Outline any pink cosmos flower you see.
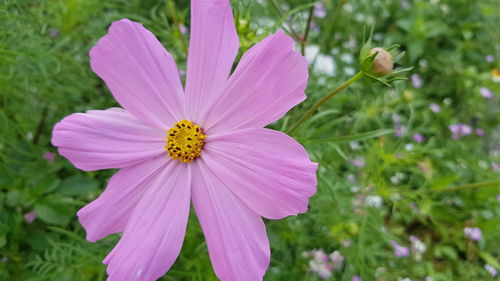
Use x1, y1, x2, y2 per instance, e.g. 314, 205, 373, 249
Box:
51, 1, 317, 281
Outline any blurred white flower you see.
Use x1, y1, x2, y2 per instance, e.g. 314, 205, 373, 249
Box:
365, 195, 383, 208
349, 141, 360, 150
341, 53, 354, 64
405, 143, 414, 151
485, 264, 498, 277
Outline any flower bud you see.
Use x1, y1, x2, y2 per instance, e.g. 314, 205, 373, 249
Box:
368, 47, 393, 77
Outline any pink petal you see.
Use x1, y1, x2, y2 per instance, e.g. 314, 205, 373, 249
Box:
192, 160, 270, 281
203, 31, 308, 133
77, 156, 169, 242
185, 0, 239, 123
104, 161, 191, 281
203, 128, 317, 219
90, 18, 185, 129
52, 108, 165, 171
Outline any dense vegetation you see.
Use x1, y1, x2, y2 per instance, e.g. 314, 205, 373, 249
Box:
1, 0, 499, 280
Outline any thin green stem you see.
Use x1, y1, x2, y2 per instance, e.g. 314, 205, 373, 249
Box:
287, 71, 364, 135
166, 0, 188, 54
301, 5, 314, 56
269, 0, 302, 42
427, 180, 500, 194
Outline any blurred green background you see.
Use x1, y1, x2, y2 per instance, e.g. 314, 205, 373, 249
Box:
1, 0, 499, 280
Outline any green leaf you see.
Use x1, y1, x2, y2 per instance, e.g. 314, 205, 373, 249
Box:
34, 203, 71, 226
6, 189, 20, 207
31, 177, 61, 197
0, 223, 9, 235
479, 252, 500, 270
58, 175, 99, 197
304, 129, 394, 143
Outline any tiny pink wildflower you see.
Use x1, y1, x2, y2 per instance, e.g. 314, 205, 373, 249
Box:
24, 211, 37, 224
429, 103, 441, 113
464, 227, 482, 241
412, 133, 425, 143
351, 157, 365, 167
179, 24, 188, 35
314, 3, 327, 18
479, 87, 494, 99
492, 163, 500, 172
51, 1, 318, 280
43, 151, 55, 162
390, 240, 409, 257
410, 73, 423, 88
485, 264, 498, 277
305, 249, 344, 279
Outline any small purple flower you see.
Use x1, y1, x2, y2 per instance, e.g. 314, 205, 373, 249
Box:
178, 69, 186, 77
305, 249, 344, 279
49, 29, 59, 38
410, 74, 423, 88
347, 174, 356, 184
352, 276, 362, 281
179, 24, 188, 35
329, 250, 344, 264
475, 128, 484, 136
479, 87, 494, 99
310, 21, 320, 32
492, 162, 500, 172
449, 123, 472, 139
485, 55, 495, 63
412, 133, 424, 143
390, 240, 409, 257
392, 114, 402, 123
351, 157, 365, 167
24, 211, 37, 224
395, 124, 407, 137
309, 259, 332, 279
313, 249, 329, 263
314, 3, 327, 18
464, 227, 482, 241
461, 124, 472, 135
484, 264, 498, 277
43, 152, 55, 162
429, 103, 441, 113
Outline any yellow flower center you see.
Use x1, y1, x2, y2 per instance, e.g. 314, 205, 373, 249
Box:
165, 120, 206, 163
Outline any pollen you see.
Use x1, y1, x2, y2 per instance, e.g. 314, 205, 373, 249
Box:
165, 120, 206, 163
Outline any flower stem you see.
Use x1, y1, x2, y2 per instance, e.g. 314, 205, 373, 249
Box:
287, 71, 364, 135
301, 5, 314, 56
427, 180, 500, 194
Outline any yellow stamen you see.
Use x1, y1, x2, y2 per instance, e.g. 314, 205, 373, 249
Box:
165, 120, 205, 163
